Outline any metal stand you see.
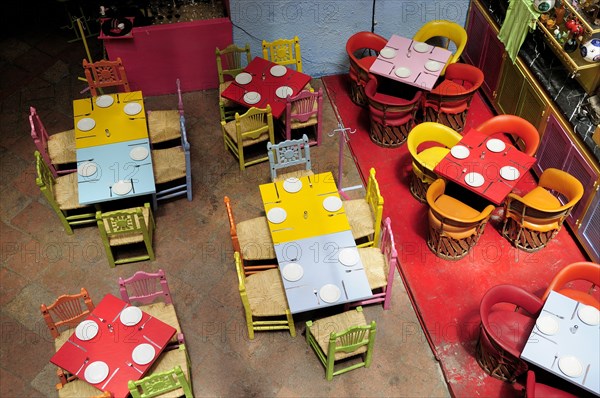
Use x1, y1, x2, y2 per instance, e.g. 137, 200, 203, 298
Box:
328, 123, 360, 199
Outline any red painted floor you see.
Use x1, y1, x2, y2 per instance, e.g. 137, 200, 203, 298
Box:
322, 74, 589, 397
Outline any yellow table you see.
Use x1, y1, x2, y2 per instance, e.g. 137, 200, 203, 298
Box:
73, 91, 148, 148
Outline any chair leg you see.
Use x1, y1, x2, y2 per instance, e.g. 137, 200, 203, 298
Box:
286, 310, 296, 337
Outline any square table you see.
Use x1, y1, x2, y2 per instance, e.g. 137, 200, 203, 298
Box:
434, 128, 537, 205
259, 172, 372, 313
369, 34, 452, 91
220, 57, 312, 119
521, 291, 599, 395
50, 294, 176, 398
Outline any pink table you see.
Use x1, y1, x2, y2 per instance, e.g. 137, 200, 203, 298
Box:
369, 35, 452, 91
50, 294, 176, 398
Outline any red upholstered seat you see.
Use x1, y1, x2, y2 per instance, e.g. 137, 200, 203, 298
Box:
346, 32, 388, 107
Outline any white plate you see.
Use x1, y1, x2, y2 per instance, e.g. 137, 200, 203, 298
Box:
75, 320, 99, 341
486, 138, 506, 152
77, 118, 96, 132
323, 196, 343, 212
320, 284, 341, 303
558, 355, 583, 378
500, 166, 520, 181
243, 91, 261, 105
464, 172, 485, 187
267, 207, 287, 224
276, 86, 293, 99
235, 72, 252, 85
112, 180, 132, 196
84, 361, 109, 384
535, 315, 559, 335
132, 343, 156, 365
380, 47, 396, 59
283, 177, 302, 193
413, 42, 431, 53
424, 61, 442, 72
78, 161, 97, 177
124, 102, 142, 116
339, 248, 359, 266
578, 305, 600, 325
270, 65, 287, 77
130, 146, 149, 161
282, 262, 304, 282
120, 306, 142, 326
395, 67, 411, 78
450, 145, 470, 159
95, 95, 114, 108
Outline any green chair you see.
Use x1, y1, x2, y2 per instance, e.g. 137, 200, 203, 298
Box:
96, 203, 155, 268
128, 365, 193, 398
306, 306, 377, 380
34, 150, 96, 234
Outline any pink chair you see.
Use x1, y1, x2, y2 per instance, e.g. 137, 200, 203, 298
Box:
345, 217, 397, 310
346, 32, 388, 107
119, 269, 185, 346
29, 106, 76, 178
525, 370, 578, 398
282, 88, 323, 146
475, 115, 541, 156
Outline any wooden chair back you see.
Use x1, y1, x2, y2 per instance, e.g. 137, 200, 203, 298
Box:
216, 43, 251, 84
41, 288, 94, 339
119, 269, 173, 305
83, 57, 131, 96
262, 36, 303, 72
267, 134, 312, 181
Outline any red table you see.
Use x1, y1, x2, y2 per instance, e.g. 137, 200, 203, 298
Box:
434, 129, 536, 205
50, 294, 176, 398
220, 57, 312, 118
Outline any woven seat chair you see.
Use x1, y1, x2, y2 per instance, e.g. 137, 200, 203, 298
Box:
262, 35, 303, 72
216, 43, 251, 122
147, 79, 184, 147
234, 252, 296, 339
541, 261, 600, 309
306, 306, 377, 380
82, 57, 131, 96
413, 20, 467, 75
346, 31, 388, 106
344, 168, 384, 248
281, 88, 323, 146
501, 168, 584, 253
267, 134, 314, 182
476, 284, 543, 382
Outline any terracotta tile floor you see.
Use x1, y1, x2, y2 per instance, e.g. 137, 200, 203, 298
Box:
0, 23, 450, 397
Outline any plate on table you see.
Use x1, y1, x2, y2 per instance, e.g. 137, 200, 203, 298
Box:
424, 61, 442, 72
267, 207, 287, 224
235, 72, 252, 85
130, 146, 149, 161
77, 118, 96, 132
112, 180, 132, 196
124, 102, 142, 116
283, 177, 302, 193
120, 306, 142, 326
84, 361, 109, 384
78, 161, 97, 177
535, 315, 559, 335
558, 355, 583, 378
243, 91, 261, 105
132, 343, 156, 365
75, 320, 99, 341
486, 138, 506, 152
464, 172, 485, 187
395, 67, 411, 78
578, 305, 600, 325
323, 196, 343, 212
320, 284, 341, 303
413, 42, 430, 53
339, 248, 359, 266
276, 86, 293, 99
380, 47, 396, 58
500, 166, 520, 181
270, 65, 287, 77
95, 95, 114, 108
282, 262, 304, 282
450, 145, 470, 159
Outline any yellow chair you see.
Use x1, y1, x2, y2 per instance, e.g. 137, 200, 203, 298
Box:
502, 168, 584, 253
413, 20, 468, 75
344, 168, 384, 248
221, 106, 275, 170
426, 179, 495, 260
147, 79, 184, 147
407, 122, 463, 203
216, 43, 252, 122
234, 252, 296, 339
262, 36, 303, 72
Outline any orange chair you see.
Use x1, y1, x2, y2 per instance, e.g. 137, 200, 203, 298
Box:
83, 57, 131, 96
542, 261, 600, 309
525, 370, 578, 398
475, 115, 540, 156
422, 63, 484, 132
346, 32, 388, 107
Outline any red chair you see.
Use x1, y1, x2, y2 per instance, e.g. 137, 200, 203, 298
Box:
364, 75, 422, 147
422, 63, 484, 132
525, 370, 578, 398
475, 115, 540, 156
476, 284, 543, 382
542, 261, 600, 309
346, 32, 388, 107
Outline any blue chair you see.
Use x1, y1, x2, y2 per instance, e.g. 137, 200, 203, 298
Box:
267, 134, 313, 182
